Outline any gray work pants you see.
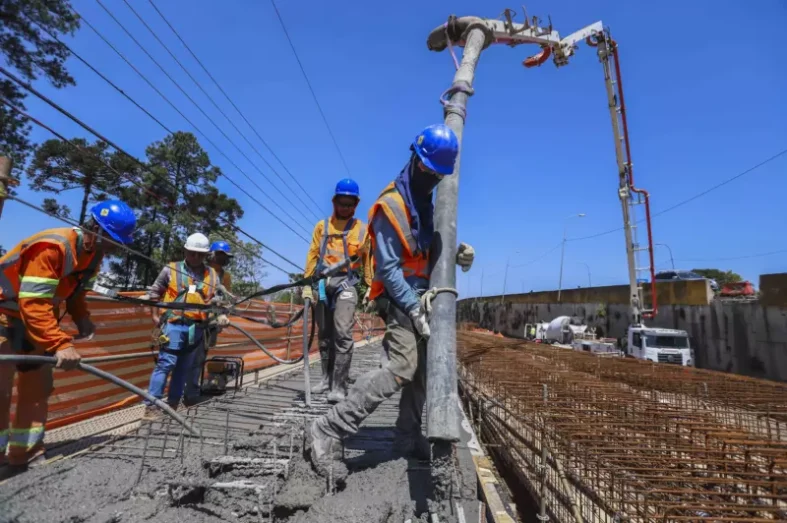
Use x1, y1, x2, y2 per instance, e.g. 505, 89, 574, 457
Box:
316, 297, 426, 440
184, 326, 217, 400
315, 283, 357, 377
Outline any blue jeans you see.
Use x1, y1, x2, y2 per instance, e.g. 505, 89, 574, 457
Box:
184, 328, 214, 401
146, 323, 203, 406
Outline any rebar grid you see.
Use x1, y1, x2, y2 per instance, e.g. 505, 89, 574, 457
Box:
458, 332, 787, 523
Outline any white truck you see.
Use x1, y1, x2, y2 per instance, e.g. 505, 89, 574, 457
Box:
624, 325, 694, 366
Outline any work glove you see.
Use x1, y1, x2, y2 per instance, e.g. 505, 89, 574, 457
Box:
75, 318, 96, 340
216, 314, 230, 328
302, 286, 314, 302
409, 306, 431, 339
456, 242, 475, 272
362, 288, 371, 307
55, 345, 82, 370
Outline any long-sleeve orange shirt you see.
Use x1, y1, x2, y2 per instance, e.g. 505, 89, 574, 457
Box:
16, 243, 99, 353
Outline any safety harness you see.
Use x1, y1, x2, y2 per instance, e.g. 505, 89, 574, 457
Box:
313, 217, 361, 308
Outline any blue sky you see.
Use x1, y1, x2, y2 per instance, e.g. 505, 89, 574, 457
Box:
4, 0, 786, 296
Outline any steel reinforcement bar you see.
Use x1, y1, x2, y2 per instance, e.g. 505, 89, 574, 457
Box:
457, 331, 787, 523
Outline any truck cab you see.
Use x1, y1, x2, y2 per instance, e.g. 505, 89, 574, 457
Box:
625, 325, 694, 366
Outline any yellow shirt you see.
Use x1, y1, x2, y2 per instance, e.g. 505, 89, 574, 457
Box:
304, 216, 372, 286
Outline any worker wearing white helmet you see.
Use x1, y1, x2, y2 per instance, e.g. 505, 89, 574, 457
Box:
144, 233, 226, 410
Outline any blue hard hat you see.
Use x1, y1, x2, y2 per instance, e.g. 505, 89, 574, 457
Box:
90, 200, 136, 245
210, 240, 234, 256
334, 178, 360, 199
412, 124, 459, 175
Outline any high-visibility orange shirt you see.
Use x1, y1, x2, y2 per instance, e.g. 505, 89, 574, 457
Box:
0, 228, 102, 353
304, 216, 372, 286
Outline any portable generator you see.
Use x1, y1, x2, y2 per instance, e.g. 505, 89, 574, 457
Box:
200, 356, 245, 394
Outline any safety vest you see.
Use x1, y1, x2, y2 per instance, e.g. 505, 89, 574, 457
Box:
162, 261, 218, 323
0, 227, 102, 317
315, 217, 366, 275
210, 264, 232, 293
367, 182, 430, 300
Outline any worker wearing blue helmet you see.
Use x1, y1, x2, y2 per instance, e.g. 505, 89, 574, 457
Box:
0, 200, 136, 478
302, 178, 373, 404
305, 124, 475, 475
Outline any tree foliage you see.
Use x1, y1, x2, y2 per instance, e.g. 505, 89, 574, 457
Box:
0, 0, 80, 176
104, 132, 244, 288
691, 268, 743, 287
27, 138, 119, 223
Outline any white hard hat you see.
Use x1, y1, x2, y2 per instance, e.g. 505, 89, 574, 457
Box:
184, 233, 210, 253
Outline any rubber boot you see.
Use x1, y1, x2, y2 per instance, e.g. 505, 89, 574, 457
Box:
304, 419, 345, 479
311, 357, 330, 394
327, 353, 351, 404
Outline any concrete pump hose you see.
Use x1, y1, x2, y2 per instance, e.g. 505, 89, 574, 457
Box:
0, 355, 199, 436
227, 323, 305, 365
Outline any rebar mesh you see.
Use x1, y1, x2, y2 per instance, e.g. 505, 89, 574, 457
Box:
458, 331, 787, 523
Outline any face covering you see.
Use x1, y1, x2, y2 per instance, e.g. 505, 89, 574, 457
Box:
393, 154, 438, 254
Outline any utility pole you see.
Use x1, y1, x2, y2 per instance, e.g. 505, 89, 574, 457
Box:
479, 268, 484, 299
501, 256, 510, 304
0, 157, 16, 220
581, 262, 592, 287
557, 213, 585, 302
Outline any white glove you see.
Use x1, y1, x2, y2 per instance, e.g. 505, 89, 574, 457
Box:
302, 286, 314, 301
216, 314, 230, 327
361, 287, 372, 309
456, 242, 475, 272
75, 318, 96, 340
408, 306, 431, 339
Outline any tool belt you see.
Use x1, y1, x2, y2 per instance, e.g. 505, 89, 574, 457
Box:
313, 271, 359, 309
0, 318, 44, 372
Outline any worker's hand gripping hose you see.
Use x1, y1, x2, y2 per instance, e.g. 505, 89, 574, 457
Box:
0, 355, 200, 436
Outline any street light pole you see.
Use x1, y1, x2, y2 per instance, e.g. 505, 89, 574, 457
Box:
501, 256, 510, 304
582, 262, 592, 287
557, 213, 586, 302
655, 243, 675, 270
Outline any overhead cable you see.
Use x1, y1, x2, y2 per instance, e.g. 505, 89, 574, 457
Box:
117, 0, 322, 222
80, 3, 313, 236
0, 85, 304, 272
269, 0, 354, 178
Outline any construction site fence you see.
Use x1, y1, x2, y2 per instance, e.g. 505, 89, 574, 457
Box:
8, 292, 383, 430
457, 331, 787, 523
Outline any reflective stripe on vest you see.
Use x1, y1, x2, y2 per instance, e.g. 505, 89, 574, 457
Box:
316, 217, 365, 273
0, 229, 88, 311
367, 182, 430, 300
164, 261, 217, 322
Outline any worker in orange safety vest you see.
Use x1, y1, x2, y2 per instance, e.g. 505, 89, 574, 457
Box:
302, 179, 373, 404
144, 233, 224, 410
0, 200, 137, 478
305, 125, 475, 473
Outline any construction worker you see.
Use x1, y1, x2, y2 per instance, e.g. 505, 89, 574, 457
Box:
302, 179, 373, 404
181, 240, 235, 405
305, 124, 474, 471
0, 200, 136, 477
144, 233, 228, 409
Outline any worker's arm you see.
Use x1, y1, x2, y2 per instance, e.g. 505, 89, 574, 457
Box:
371, 211, 420, 314
17, 244, 75, 353
303, 222, 323, 278
65, 258, 102, 323
147, 265, 171, 324
223, 272, 232, 293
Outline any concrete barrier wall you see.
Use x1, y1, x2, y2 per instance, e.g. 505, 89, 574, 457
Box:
759, 273, 787, 307
459, 297, 787, 383
482, 278, 713, 306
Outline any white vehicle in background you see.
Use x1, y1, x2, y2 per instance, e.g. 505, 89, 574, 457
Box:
625, 326, 694, 366
524, 322, 550, 342
571, 331, 622, 357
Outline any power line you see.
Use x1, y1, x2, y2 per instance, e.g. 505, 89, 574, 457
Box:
509, 242, 563, 269
675, 249, 787, 263
88, 1, 313, 236
269, 0, 353, 178
146, 0, 326, 217
0, 79, 304, 273
566, 146, 787, 243
118, 0, 323, 222
3, 99, 282, 275
50, 9, 310, 243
